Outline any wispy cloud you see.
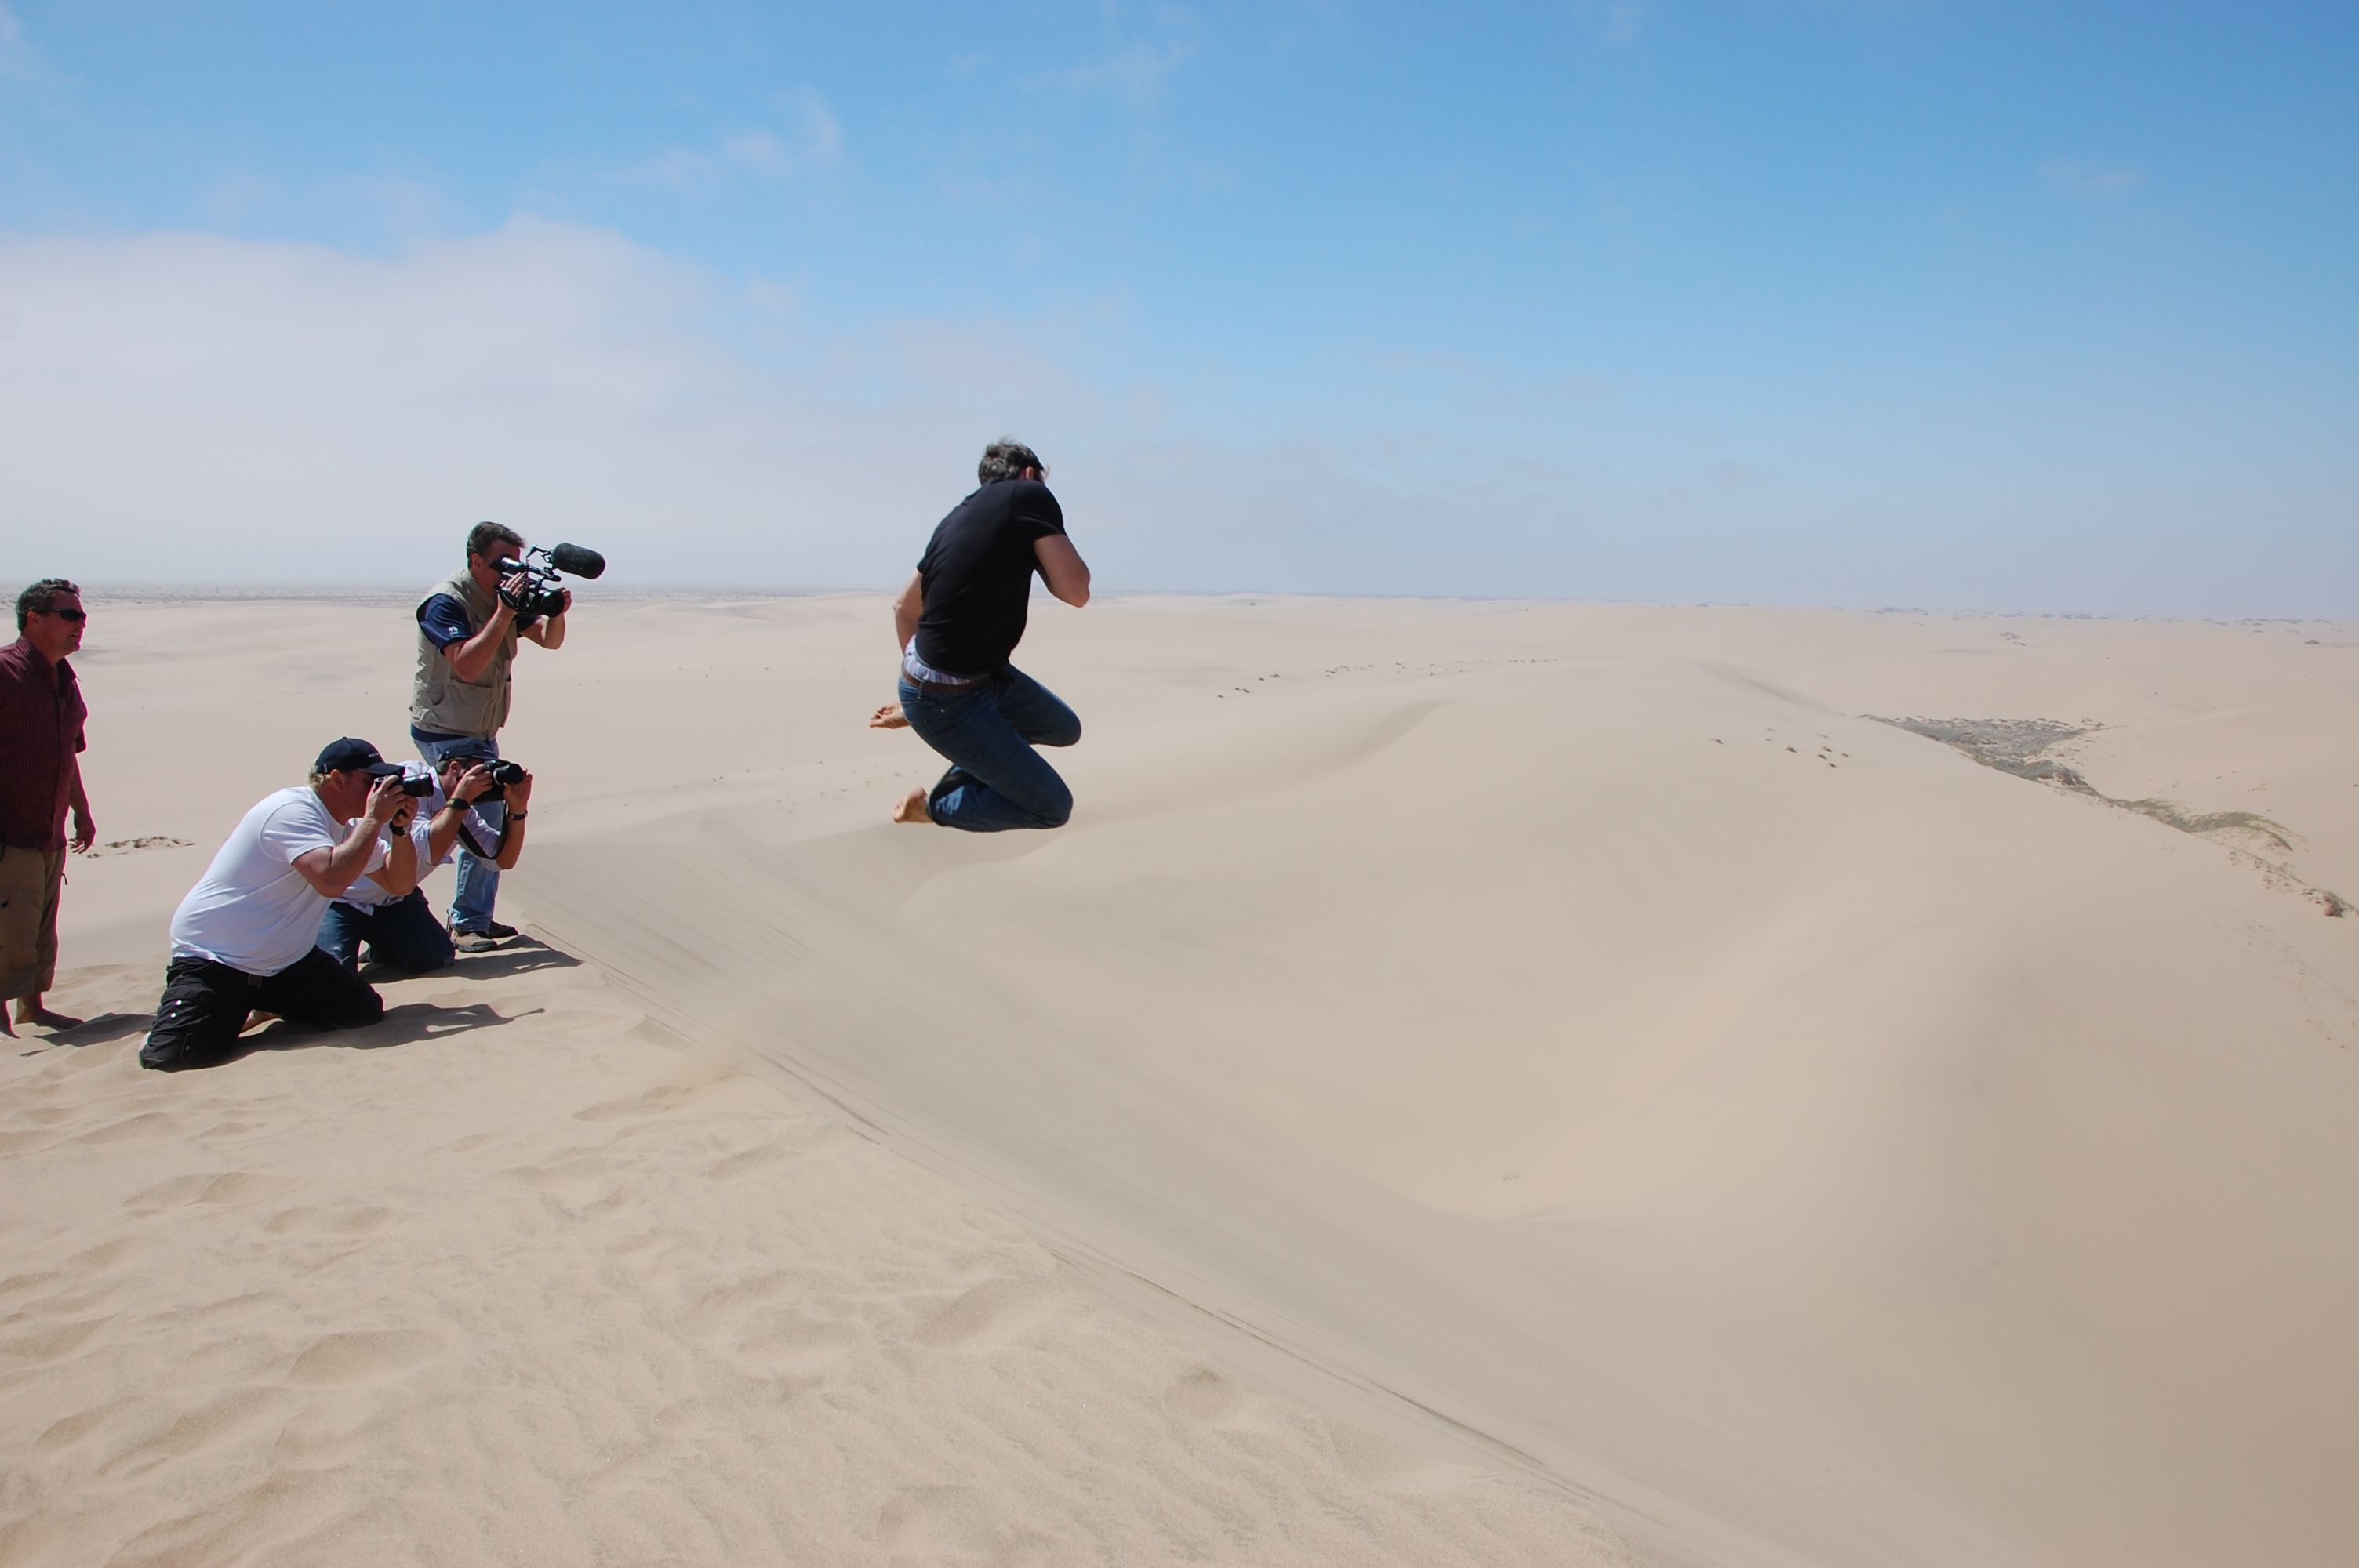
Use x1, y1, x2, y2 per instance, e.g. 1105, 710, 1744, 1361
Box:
1063, 2, 1204, 110
622, 91, 846, 196
2042, 158, 2147, 198
1067, 40, 1196, 109
0, 1, 64, 93
197, 165, 460, 244
1372, 346, 1623, 413
1573, 1, 1653, 48
1711, 459, 1770, 493
0, 3, 39, 82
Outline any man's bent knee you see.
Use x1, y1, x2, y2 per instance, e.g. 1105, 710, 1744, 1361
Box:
318, 989, 385, 1030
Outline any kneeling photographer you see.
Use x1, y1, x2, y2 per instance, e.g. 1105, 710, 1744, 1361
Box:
140, 739, 417, 1073
318, 746, 535, 971
411, 521, 594, 946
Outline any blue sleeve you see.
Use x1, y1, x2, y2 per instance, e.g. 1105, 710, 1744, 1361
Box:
418, 593, 474, 651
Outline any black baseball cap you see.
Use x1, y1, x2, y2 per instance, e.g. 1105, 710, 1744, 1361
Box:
434, 739, 500, 764
314, 738, 402, 776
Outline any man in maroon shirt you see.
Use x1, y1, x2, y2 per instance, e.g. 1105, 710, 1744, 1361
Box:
0, 579, 97, 1036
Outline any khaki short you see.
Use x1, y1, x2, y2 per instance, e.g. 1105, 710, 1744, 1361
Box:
0, 843, 65, 1001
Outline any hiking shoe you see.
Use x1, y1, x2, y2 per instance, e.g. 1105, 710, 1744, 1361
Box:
482, 922, 520, 939
453, 930, 502, 953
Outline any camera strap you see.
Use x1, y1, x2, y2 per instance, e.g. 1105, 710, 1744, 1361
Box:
455, 816, 497, 860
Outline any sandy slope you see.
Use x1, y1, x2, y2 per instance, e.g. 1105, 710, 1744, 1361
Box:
7, 592, 2357, 1566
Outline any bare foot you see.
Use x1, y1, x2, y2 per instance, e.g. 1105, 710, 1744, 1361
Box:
0, 1012, 13, 1038
12, 1000, 82, 1030
890, 786, 932, 824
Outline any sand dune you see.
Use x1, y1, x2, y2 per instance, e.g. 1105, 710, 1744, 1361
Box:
6, 593, 2356, 1565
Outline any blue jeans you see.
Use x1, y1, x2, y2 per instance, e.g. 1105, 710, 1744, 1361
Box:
412, 727, 503, 932
318, 888, 454, 973
898, 666, 1081, 832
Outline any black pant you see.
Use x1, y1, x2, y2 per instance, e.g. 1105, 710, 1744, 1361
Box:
140, 949, 383, 1072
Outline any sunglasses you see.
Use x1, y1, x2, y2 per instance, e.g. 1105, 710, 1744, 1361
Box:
43, 608, 87, 623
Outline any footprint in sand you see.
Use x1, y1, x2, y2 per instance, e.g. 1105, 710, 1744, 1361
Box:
907, 1276, 1059, 1352
732, 1308, 856, 1376
703, 1143, 801, 1181
120, 1171, 286, 1214
35, 1396, 147, 1454
0, 1270, 68, 1306
287, 1328, 443, 1386
499, 1151, 614, 1207
95, 1387, 298, 1479
66, 1239, 140, 1272
1, 1316, 112, 1363
1324, 1422, 1455, 1493
572, 1082, 710, 1122
877, 1484, 1046, 1560
263, 1203, 398, 1237
1161, 1368, 1253, 1427
677, 1271, 821, 1339
73, 1110, 183, 1145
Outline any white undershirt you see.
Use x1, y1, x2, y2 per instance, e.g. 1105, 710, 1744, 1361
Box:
902, 637, 979, 686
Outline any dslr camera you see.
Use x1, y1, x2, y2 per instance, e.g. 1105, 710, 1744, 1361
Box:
490, 542, 607, 619
474, 760, 529, 805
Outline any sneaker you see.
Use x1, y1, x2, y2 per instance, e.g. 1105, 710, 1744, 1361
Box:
452, 930, 501, 953
482, 922, 520, 939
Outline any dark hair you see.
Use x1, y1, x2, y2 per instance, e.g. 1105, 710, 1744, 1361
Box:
978, 439, 1045, 485
466, 521, 526, 564
16, 578, 80, 633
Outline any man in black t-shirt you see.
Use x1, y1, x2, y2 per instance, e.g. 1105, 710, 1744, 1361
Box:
869, 439, 1093, 830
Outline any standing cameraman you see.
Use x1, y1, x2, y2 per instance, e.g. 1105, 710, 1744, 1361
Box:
411, 522, 567, 949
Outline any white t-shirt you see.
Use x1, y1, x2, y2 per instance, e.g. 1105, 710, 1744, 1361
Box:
337, 781, 498, 910
170, 787, 388, 975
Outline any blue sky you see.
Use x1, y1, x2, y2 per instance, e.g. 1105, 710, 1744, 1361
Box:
2, 2, 2353, 612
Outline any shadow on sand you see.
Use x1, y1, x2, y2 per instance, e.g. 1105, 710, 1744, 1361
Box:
246, 935, 580, 1059
81, 935, 585, 1069
244, 1000, 546, 1058
13, 1011, 156, 1052
429, 935, 583, 981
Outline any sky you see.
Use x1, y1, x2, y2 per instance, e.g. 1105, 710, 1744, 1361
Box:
1, 1, 2354, 612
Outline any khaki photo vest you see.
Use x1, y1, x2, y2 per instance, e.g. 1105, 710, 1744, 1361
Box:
410, 569, 516, 737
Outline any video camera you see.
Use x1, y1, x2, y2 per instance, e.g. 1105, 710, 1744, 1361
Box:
490, 543, 606, 619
